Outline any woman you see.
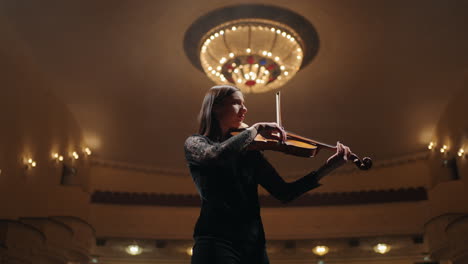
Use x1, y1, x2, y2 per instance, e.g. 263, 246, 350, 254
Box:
184, 85, 353, 264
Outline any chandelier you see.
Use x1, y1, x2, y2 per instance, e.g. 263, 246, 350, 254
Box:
199, 19, 304, 93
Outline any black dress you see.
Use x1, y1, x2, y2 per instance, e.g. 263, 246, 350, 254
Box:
184, 129, 322, 264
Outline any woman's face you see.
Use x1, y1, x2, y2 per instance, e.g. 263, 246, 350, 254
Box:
215, 91, 248, 130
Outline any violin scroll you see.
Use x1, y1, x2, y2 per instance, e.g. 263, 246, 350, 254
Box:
349, 154, 373, 170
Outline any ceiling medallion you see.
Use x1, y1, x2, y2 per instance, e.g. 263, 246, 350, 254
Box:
184, 5, 319, 94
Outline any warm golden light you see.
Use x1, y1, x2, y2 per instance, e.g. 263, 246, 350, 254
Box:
458, 148, 465, 157
312, 245, 329, 256
187, 247, 193, 256
26, 158, 37, 168
52, 153, 64, 161
84, 147, 92, 156
200, 19, 304, 93
125, 244, 142, 255
428, 142, 434, 150
72, 151, 79, 160
373, 243, 391, 254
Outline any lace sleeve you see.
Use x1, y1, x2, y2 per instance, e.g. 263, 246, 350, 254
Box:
184, 127, 258, 166
253, 151, 322, 203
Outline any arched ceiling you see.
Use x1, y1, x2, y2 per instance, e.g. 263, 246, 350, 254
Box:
2, 0, 467, 174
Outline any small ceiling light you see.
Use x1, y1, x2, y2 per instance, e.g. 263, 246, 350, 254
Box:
373, 243, 391, 254
187, 246, 193, 256
72, 151, 79, 160
126, 244, 143, 255
312, 245, 329, 256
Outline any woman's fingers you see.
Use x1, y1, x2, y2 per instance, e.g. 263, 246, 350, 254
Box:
337, 142, 352, 161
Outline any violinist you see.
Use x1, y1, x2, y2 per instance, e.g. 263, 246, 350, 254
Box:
184, 85, 354, 264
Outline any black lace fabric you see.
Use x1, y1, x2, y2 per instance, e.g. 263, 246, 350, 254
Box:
183, 128, 322, 247
184, 128, 257, 166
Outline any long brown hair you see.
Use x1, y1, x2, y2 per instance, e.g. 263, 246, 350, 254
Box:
198, 85, 240, 141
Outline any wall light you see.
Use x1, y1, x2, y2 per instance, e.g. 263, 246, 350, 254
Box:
72, 151, 79, 160
457, 148, 465, 157
84, 147, 92, 156
428, 142, 435, 150
52, 153, 64, 162
373, 243, 391, 254
25, 158, 37, 169
186, 246, 193, 256
312, 245, 329, 256
440, 145, 448, 153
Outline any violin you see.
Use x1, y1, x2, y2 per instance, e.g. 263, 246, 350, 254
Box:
231, 92, 372, 171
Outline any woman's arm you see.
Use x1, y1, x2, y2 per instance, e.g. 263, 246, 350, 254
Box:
255, 142, 351, 203
253, 151, 323, 203
184, 127, 258, 166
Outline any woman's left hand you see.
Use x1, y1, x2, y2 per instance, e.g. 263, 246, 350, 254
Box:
326, 142, 353, 170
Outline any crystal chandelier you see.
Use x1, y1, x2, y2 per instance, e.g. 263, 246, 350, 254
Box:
199, 19, 304, 93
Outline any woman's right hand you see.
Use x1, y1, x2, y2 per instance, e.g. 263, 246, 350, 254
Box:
252, 122, 287, 143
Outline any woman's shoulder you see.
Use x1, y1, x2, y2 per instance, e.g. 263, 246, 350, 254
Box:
184, 134, 211, 149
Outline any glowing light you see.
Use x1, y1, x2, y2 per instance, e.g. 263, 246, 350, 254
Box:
312, 245, 329, 256
84, 147, 92, 156
126, 244, 143, 255
52, 153, 64, 161
373, 243, 391, 254
187, 247, 193, 256
428, 142, 434, 150
199, 19, 304, 93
